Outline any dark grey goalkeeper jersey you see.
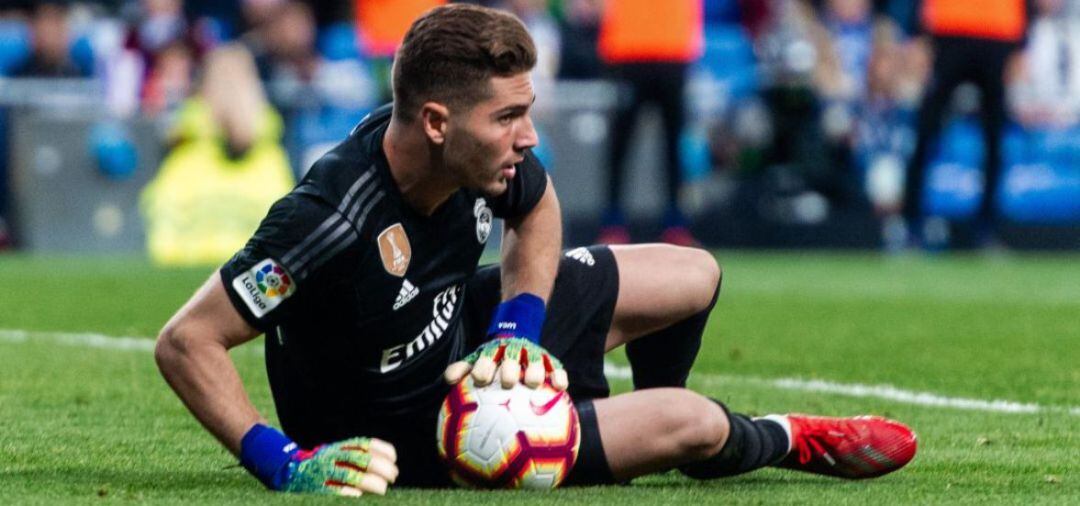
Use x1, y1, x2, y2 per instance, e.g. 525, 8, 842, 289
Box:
219, 104, 548, 447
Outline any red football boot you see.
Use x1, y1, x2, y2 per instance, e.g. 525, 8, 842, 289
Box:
777, 415, 917, 479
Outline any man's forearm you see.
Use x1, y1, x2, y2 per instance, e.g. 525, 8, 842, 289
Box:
155, 324, 262, 455
500, 177, 561, 303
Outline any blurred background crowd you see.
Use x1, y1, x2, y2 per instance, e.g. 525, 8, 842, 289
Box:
1, 0, 1078, 264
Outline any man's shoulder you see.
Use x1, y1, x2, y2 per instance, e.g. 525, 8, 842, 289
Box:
299, 105, 394, 214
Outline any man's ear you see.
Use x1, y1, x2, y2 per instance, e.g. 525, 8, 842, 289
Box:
420, 102, 450, 145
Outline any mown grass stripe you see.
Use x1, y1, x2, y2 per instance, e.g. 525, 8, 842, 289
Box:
4, 328, 1077, 417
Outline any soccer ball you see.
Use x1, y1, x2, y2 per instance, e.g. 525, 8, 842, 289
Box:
436, 377, 580, 489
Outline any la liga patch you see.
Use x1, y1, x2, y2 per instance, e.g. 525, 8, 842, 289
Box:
232, 258, 296, 318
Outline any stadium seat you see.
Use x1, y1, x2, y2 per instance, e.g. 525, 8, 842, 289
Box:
318, 23, 362, 62
999, 126, 1080, 222
924, 118, 989, 219
0, 21, 31, 76
924, 119, 1080, 222
697, 23, 758, 101
689, 23, 758, 123
69, 35, 95, 76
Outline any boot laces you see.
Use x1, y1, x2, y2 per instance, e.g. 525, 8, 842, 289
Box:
795, 419, 859, 465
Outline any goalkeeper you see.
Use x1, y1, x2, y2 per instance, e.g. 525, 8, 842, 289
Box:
155, 4, 916, 496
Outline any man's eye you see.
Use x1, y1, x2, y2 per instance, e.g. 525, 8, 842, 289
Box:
498, 115, 513, 125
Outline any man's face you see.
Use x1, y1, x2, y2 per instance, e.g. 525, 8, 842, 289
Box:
442, 73, 539, 196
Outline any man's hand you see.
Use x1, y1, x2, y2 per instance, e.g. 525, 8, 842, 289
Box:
444, 337, 569, 391
240, 424, 398, 496
280, 438, 399, 496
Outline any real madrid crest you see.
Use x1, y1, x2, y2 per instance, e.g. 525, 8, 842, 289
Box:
473, 198, 493, 244
377, 223, 412, 277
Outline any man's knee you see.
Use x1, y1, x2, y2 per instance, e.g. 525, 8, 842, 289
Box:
662, 390, 729, 461
678, 247, 721, 314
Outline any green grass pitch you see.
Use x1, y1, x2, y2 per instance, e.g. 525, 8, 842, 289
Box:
1, 252, 1077, 504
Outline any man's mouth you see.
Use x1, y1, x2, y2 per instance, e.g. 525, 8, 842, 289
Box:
501, 158, 523, 179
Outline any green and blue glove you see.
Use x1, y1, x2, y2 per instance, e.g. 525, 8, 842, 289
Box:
444, 293, 568, 390
240, 424, 398, 496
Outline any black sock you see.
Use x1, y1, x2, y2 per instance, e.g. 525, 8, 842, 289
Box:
625, 284, 719, 389
679, 400, 790, 479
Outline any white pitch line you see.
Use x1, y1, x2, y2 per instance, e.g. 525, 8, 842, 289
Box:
604, 363, 1080, 416
0, 328, 154, 351
3, 328, 1075, 416
0, 328, 263, 355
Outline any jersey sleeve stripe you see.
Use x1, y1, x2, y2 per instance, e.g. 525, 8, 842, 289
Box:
347, 186, 384, 224
288, 190, 385, 278
304, 228, 359, 278
287, 219, 356, 276
280, 170, 374, 266
343, 182, 380, 225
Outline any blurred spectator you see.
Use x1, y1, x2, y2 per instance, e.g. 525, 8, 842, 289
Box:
735, 0, 865, 224
902, 0, 1030, 249
140, 37, 194, 116
245, 2, 374, 108
124, 0, 192, 66
1009, 0, 1080, 128
141, 44, 295, 266
117, 0, 212, 116
817, 0, 874, 102
13, 1, 92, 78
238, 0, 283, 71
247, 1, 319, 87
556, 0, 603, 79
597, 0, 703, 246
243, 1, 376, 175
853, 20, 922, 249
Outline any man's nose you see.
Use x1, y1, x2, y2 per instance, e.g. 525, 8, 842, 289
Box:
515, 115, 539, 151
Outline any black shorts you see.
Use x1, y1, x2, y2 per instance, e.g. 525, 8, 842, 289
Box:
391, 245, 620, 487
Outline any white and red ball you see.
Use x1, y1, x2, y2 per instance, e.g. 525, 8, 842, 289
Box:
436, 377, 580, 489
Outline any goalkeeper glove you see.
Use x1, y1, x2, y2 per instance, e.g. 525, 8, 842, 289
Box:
445, 293, 567, 390
239, 424, 398, 496
444, 337, 569, 391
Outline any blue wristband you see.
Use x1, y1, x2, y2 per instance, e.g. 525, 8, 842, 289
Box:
239, 424, 299, 489
486, 293, 546, 344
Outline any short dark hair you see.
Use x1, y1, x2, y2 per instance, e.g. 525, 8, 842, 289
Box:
392, 4, 537, 122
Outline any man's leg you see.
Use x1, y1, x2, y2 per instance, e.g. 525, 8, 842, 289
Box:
974, 41, 1011, 241
588, 246, 916, 483
588, 389, 791, 482
903, 39, 967, 232
606, 244, 721, 389
580, 389, 917, 484
606, 65, 646, 226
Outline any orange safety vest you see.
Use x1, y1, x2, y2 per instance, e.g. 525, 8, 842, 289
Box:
598, 0, 703, 64
922, 0, 1026, 42
355, 0, 446, 58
